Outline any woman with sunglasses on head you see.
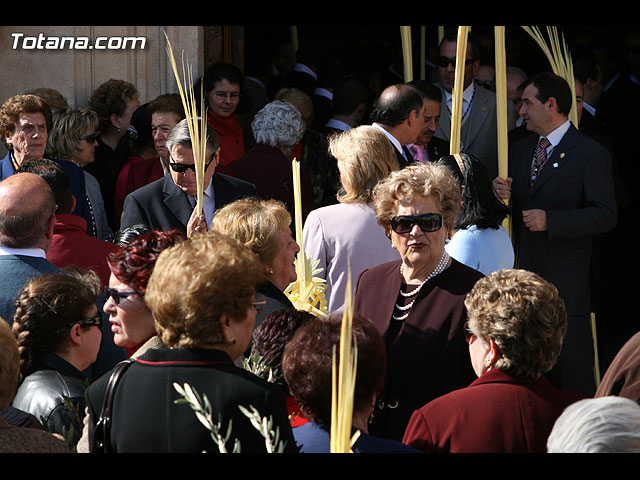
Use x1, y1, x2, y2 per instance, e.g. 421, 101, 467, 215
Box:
48, 107, 114, 241
10, 267, 103, 450
353, 162, 483, 442
103, 229, 186, 359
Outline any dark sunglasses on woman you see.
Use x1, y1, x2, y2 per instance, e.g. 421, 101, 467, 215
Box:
105, 287, 140, 305
390, 213, 444, 234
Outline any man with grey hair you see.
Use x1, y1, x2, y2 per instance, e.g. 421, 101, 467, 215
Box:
119, 118, 255, 235
0, 172, 61, 324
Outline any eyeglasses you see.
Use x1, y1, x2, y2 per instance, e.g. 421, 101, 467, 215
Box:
105, 287, 140, 305
212, 91, 241, 101
59, 311, 103, 333
252, 295, 266, 314
80, 132, 98, 143
168, 154, 215, 173
390, 213, 444, 234
464, 322, 476, 344
437, 56, 476, 68
77, 311, 103, 329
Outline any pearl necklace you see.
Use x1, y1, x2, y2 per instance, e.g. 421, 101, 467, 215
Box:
392, 251, 450, 321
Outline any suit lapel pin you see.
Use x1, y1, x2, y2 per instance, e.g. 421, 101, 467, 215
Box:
560, 152, 565, 158
553, 162, 559, 168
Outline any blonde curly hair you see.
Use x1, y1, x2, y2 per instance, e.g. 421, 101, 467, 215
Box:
145, 230, 264, 349
464, 269, 567, 378
372, 162, 461, 238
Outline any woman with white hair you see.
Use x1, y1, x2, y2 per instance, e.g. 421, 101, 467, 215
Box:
226, 100, 315, 225
547, 396, 640, 453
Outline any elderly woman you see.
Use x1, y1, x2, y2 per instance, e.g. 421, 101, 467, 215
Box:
353, 162, 483, 441
439, 152, 514, 275
86, 79, 140, 229
0, 94, 52, 179
303, 125, 400, 312
10, 268, 103, 450
48, 107, 113, 241
210, 197, 300, 337
103, 229, 186, 358
547, 396, 640, 453
84, 231, 297, 453
195, 62, 246, 172
282, 313, 419, 453
227, 100, 314, 224
402, 269, 585, 453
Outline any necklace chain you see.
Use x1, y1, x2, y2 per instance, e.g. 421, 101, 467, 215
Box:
392, 251, 450, 321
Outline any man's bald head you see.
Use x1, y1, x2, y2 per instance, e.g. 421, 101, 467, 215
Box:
370, 84, 425, 127
0, 173, 56, 249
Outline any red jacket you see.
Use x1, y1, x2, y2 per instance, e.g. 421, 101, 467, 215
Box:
402, 368, 585, 453
47, 214, 120, 286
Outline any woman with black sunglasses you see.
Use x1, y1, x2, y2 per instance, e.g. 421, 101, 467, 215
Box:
48, 107, 114, 242
353, 162, 484, 442
103, 229, 185, 358
10, 267, 103, 450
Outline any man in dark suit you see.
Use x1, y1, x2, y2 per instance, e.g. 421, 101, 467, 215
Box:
120, 118, 255, 236
434, 31, 516, 179
493, 72, 617, 396
407, 80, 449, 162
370, 83, 427, 169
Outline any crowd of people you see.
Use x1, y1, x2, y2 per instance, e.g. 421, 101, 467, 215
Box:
0, 26, 639, 454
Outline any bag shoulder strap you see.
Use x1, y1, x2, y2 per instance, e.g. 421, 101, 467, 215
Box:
92, 359, 134, 453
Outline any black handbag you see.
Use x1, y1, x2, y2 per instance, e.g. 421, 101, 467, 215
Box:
92, 359, 134, 453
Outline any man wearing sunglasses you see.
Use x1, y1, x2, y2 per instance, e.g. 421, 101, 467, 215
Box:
433, 30, 516, 180
119, 118, 255, 236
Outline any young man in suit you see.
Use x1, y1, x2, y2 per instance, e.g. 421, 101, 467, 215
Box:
434, 31, 516, 179
493, 72, 617, 396
120, 118, 255, 236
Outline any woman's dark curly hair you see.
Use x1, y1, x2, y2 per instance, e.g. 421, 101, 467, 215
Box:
107, 229, 186, 293
88, 78, 139, 133
282, 313, 386, 427
250, 308, 315, 389
11, 267, 101, 377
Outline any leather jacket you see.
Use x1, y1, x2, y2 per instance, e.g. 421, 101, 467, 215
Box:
11, 355, 88, 447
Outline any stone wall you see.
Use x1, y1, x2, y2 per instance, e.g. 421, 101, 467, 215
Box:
0, 25, 202, 155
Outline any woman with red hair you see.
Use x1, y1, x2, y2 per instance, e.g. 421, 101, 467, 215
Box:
103, 229, 185, 357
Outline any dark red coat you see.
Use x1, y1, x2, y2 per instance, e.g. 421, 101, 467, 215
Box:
402, 368, 585, 453
47, 214, 120, 286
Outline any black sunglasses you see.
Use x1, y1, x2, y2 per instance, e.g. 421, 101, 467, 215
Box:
105, 287, 140, 305
80, 132, 98, 143
168, 156, 215, 173
78, 311, 103, 329
437, 56, 476, 68
60, 311, 103, 333
390, 213, 444, 234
